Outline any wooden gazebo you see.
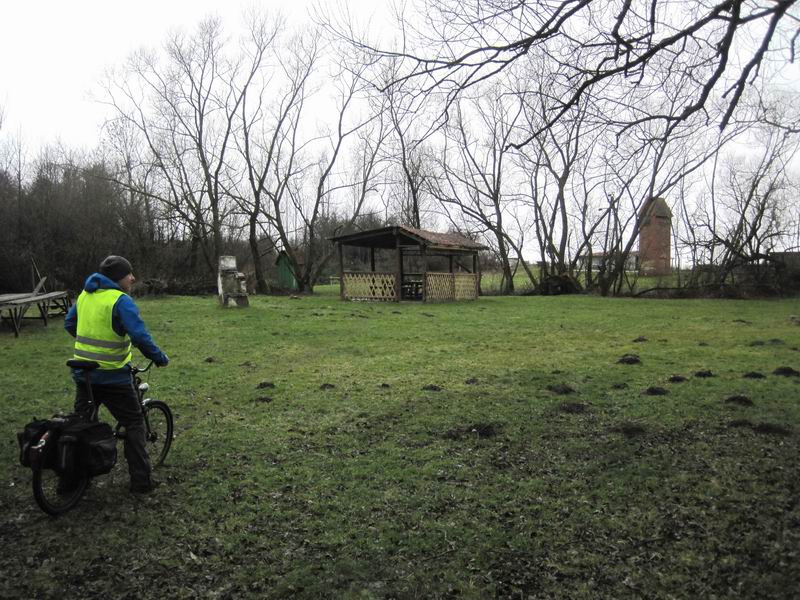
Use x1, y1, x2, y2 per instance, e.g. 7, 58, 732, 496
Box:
330, 226, 487, 302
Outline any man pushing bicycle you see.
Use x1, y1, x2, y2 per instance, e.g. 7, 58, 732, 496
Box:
64, 255, 169, 494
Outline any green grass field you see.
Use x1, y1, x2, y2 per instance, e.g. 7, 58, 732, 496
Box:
2, 291, 800, 598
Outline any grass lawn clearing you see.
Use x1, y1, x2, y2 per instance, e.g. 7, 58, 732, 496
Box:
2, 291, 799, 598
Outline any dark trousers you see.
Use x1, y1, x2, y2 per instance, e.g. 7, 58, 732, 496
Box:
75, 380, 152, 486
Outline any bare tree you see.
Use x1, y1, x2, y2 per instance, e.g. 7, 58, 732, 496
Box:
514, 75, 605, 289
102, 17, 253, 275
686, 126, 799, 287
287, 49, 390, 292
375, 57, 443, 229
589, 111, 741, 295
430, 87, 527, 293
0, 126, 29, 253
231, 15, 294, 293
234, 30, 390, 293
346, 0, 798, 148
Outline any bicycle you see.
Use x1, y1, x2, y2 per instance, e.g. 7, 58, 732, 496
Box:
29, 360, 173, 516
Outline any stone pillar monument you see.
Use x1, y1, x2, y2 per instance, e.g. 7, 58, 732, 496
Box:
217, 256, 249, 307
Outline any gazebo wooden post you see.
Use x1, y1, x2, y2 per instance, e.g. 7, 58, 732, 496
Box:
474, 252, 481, 297
395, 233, 402, 302
449, 254, 455, 300
421, 245, 428, 303
337, 242, 345, 300
370, 247, 375, 272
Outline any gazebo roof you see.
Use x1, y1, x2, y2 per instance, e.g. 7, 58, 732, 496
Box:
330, 225, 487, 253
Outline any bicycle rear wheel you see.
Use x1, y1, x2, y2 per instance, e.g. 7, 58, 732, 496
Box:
32, 466, 89, 516
143, 400, 173, 467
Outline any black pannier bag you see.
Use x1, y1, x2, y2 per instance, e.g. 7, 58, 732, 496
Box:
77, 422, 117, 476
17, 419, 50, 468
56, 431, 80, 476
19, 414, 86, 472
18, 415, 117, 477
50, 414, 86, 475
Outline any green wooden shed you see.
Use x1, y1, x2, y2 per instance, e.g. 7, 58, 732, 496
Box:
275, 251, 302, 290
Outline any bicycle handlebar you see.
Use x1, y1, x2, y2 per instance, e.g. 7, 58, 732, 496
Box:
131, 361, 155, 375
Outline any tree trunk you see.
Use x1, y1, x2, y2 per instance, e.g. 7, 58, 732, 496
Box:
248, 218, 269, 294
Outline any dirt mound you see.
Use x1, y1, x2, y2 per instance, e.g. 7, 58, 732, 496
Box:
694, 370, 714, 378
644, 386, 668, 396
444, 422, 498, 440
538, 274, 581, 295
773, 366, 800, 377
617, 354, 641, 365
753, 422, 792, 435
743, 371, 766, 379
725, 394, 753, 407
547, 383, 576, 395
668, 375, 687, 383
559, 402, 589, 414
751, 339, 785, 347
422, 384, 442, 391
610, 422, 647, 437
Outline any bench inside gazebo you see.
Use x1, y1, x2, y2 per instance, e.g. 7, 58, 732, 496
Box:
330, 226, 486, 302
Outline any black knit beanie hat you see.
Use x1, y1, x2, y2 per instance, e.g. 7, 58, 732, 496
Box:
99, 255, 133, 282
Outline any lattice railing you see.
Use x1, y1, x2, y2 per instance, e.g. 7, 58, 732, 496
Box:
454, 273, 478, 300
343, 271, 478, 302
424, 273, 452, 302
343, 272, 396, 301
424, 272, 478, 302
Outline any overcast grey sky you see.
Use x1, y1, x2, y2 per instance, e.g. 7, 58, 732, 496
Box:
3, 2, 796, 154
0, 0, 388, 151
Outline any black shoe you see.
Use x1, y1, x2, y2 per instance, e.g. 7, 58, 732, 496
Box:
130, 480, 160, 494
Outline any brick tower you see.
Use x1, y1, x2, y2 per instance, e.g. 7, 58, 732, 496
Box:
638, 197, 672, 276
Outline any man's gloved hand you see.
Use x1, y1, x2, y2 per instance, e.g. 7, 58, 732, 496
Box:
156, 353, 169, 367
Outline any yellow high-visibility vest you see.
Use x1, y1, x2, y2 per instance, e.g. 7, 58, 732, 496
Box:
73, 289, 132, 369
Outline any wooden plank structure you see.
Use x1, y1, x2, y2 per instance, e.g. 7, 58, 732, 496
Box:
0, 288, 72, 337
331, 226, 487, 303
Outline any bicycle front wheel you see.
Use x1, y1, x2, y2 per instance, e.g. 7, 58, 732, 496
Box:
143, 400, 173, 467
32, 466, 89, 516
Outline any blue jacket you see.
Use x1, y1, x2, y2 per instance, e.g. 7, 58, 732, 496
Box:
65, 273, 168, 385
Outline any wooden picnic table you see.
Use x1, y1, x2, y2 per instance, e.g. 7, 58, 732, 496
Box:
0, 291, 72, 337
0, 292, 38, 303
